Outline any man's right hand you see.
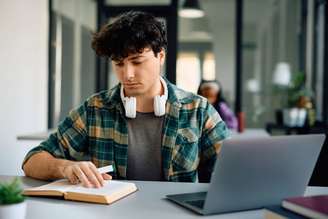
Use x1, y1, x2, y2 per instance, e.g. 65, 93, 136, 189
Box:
61, 161, 112, 188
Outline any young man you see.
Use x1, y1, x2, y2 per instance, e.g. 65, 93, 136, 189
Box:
22, 11, 229, 188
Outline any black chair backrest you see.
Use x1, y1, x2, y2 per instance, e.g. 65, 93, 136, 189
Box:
309, 131, 328, 186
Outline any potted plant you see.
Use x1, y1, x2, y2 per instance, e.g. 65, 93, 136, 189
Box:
286, 72, 315, 127
0, 177, 26, 219
273, 69, 315, 127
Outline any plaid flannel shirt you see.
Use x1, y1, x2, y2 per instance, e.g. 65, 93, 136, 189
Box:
23, 79, 229, 182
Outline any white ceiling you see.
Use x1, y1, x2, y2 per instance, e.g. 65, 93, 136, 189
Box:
106, 0, 171, 5
104, 0, 277, 42
106, 0, 275, 24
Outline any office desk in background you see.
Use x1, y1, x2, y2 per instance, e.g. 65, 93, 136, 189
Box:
230, 128, 270, 139
1, 176, 327, 219
17, 129, 56, 141
17, 128, 270, 141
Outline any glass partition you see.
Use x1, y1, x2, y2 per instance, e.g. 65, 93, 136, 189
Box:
242, 0, 304, 129
49, 0, 97, 127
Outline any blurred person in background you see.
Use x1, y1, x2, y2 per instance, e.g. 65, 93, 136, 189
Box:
198, 80, 238, 130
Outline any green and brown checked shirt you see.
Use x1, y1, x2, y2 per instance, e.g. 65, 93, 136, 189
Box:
23, 79, 229, 182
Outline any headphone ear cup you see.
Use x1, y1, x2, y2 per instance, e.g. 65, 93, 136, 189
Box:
154, 96, 159, 116
154, 95, 166, 116
125, 97, 136, 118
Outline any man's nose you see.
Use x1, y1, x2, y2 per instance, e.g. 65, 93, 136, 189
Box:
123, 64, 135, 81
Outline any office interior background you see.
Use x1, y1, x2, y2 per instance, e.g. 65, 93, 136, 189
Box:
0, 0, 327, 183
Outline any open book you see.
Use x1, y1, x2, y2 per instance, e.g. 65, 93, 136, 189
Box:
23, 179, 137, 204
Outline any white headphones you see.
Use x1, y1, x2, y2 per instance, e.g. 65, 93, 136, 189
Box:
120, 77, 168, 118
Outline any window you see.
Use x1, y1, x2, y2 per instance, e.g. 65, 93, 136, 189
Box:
203, 52, 216, 80
176, 52, 201, 93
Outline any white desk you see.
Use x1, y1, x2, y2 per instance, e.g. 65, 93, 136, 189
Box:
1, 176, 327, 219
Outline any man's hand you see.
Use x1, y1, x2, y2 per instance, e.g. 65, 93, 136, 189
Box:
61, 161, 112, 188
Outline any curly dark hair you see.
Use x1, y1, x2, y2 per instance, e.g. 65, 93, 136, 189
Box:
91, 11, 167, 61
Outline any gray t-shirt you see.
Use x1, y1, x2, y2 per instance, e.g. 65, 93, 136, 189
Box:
126, 112, 164, 181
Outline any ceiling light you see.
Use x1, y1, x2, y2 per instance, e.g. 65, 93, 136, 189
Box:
179, 0, 204, 18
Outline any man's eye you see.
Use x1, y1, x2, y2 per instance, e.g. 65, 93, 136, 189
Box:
132, 61, 142, 65
115, 63, 124, 67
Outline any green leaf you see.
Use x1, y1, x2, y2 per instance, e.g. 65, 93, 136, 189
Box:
0, 178, 25, 205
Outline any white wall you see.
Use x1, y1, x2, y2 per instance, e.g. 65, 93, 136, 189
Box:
0, 0, 48, 175
202, 0, 236, 104
211, 25, 236, 103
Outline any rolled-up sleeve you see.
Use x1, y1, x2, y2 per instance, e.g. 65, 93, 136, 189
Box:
22, 101, 89, 167
198, 102, 230, 182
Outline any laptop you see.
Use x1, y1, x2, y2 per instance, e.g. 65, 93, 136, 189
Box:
166, 134, 326, 215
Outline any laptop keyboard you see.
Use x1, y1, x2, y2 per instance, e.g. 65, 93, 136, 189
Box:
185, 200, 205, 209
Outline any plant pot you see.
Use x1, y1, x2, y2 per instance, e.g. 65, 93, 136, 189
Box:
0, 201, 26, 219
275, 109, 283, 125
283, 108, 307, 127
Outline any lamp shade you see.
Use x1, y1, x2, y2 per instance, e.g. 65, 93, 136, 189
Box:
179, 0, 204, 18
273, 62, 291, 86
246, 78, 260, 93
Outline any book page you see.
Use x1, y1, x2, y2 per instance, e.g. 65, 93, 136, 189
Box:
25, 179, 74, 193
67, 180, 136, 196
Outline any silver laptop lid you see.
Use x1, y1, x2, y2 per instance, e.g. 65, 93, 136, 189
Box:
203, 134, 325, 214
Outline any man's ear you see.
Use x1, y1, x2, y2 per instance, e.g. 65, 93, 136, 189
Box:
159, 49, 166, 65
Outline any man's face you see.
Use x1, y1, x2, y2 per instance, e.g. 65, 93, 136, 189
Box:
112, 48, 165, 97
